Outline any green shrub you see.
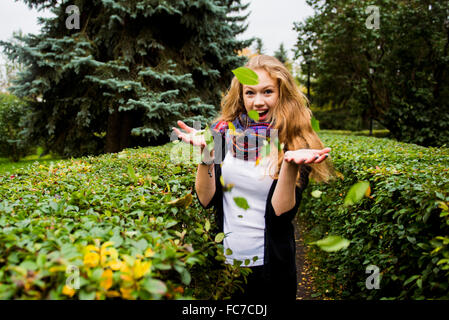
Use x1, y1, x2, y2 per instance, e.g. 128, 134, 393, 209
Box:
0, 93, 33, 161
299, 133, 449, 299
0, 144, 248, 299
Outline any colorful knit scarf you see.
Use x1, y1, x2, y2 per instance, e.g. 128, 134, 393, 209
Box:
211, 113, 273, 161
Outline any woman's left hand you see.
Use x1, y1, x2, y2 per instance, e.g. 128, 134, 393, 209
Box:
284, 147, 331, 165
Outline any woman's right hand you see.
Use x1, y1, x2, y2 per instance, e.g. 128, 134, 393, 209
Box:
172, 120, 207, 150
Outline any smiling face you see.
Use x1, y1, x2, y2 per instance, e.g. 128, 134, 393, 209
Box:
242, 68, 279, 122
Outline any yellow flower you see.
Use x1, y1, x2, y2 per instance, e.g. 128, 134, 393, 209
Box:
100, 269, 113, 291
62, 285, 76, 297
84, 252, 100, 268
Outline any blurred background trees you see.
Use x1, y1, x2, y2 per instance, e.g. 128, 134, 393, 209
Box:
294, 0, 449, 147
1, 0, 252, 157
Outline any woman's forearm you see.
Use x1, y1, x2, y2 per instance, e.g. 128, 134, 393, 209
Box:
195, 149, 216, 208
271, 160, 300, 216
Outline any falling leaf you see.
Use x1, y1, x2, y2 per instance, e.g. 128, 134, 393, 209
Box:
233, 197, 250, 210
311, 190, 322, 198
344, 181, 370, 206
310, 235, 350, 252
232, 67, 259, 85
248, 110, 260, 122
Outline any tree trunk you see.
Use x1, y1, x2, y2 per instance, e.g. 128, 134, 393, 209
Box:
105, 105, 136, 154
105, 105, 121, 153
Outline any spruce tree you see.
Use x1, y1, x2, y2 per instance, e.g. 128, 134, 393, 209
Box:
1, 0, 252, 157
274, 43, 288, 64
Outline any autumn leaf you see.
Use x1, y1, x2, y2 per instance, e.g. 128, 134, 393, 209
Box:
168, 193, 193, 208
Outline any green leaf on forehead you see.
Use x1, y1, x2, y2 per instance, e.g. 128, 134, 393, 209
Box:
232, 67, 259, 85
248, 110, 259, 122
311, 116, 320, 132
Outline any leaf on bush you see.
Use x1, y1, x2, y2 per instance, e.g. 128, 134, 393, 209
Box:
310, 235, 350, 252
232, 67, 259, 85
233, 197, 249, 210
344, 181, 370, 206
127, 164, 137, 182
143, 278, 167, 295
215, 233, 225, 243
168, 193, 193, 208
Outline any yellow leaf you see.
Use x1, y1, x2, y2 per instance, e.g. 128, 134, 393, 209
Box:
101, 247, 118, 266
107, 260, 123, 271
144, 248, 155, 258
105, 290, 121, 298
84, 245, 100, 253
133, 260, 151, 279
120, 287, 134, 300
49, 265, 67, 273
335, 171, 344, 180
83, 252, 100, 268
168, 193, 193, 208
101, 241, 115, 250
100, 269, 113, 291
62, 285, 76, 297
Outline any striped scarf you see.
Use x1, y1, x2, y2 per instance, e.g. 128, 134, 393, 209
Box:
211, 113, 273, 161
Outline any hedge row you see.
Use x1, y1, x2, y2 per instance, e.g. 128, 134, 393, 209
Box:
0, 144, 246, 300
299, 133, 449, 299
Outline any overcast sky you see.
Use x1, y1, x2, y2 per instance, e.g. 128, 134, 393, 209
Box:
0, 0, 314, 61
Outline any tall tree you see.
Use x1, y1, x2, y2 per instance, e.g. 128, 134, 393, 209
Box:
294, 0, 449, 147
1, 0, 252, 157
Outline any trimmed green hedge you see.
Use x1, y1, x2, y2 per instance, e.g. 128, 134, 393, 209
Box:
0, 144, 247, 300
299, 133, 449, 299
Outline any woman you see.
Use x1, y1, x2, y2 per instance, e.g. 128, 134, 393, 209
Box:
173, 55, 334, 300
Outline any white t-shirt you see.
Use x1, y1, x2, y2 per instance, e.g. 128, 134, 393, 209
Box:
221, 151, 275, 267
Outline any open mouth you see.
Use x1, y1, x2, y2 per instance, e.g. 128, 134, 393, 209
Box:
256, 109, 269, 121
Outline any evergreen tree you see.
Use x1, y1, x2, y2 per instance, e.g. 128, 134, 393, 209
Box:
1, 0, 252, 157
274, 43, 288, 64
254, 37, 264, 55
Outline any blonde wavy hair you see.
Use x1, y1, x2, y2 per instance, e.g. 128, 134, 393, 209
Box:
214, 54, 335, 184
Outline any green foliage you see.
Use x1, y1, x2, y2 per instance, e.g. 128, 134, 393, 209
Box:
294, 0, 449, 147
0, 144, 249, 299
299, 132, 449, 299
274, 43, 288, 64
0, 93, 33, 161
1, 0, 253, 157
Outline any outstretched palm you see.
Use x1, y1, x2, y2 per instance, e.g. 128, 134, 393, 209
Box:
284, 147, 331, 164
172, 120, 207, 150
